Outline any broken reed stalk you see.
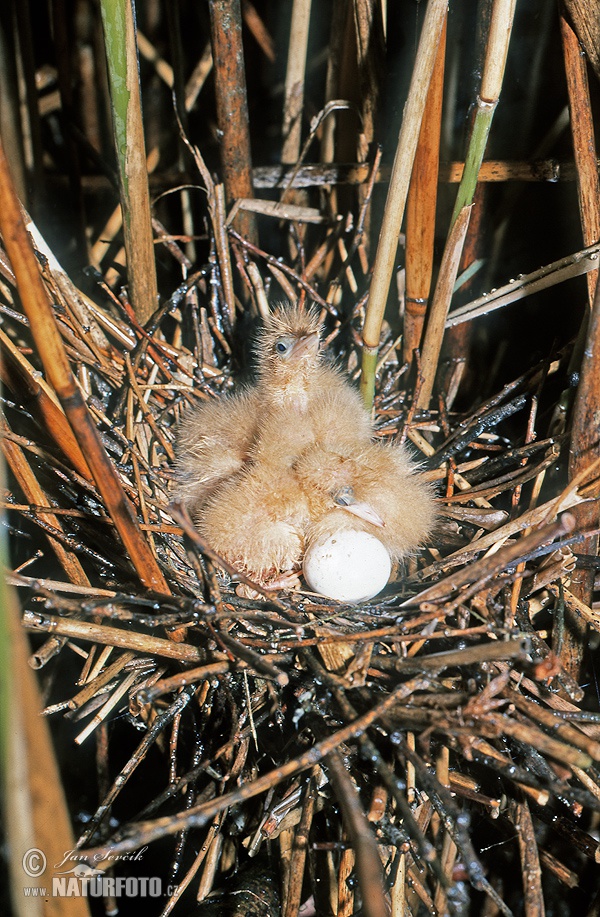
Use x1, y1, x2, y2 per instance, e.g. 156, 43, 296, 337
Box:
360, 0, 447, 408
417, 0, 517, 408
281, 0, 312, 165
0, 137, 169, 594
99, 0, 158, 324
404, 13, 447, 365
22, 611, 203, 663
208, 0, 257, 247
416, 205, 472, 410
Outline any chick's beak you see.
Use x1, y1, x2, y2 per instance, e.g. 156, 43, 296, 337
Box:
334, 486, 385, 528
290, 332, 320, 360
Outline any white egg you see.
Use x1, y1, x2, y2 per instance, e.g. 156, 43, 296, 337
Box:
303, 529, 392, 603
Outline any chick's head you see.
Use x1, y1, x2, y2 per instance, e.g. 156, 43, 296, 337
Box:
255, 304, 323, 401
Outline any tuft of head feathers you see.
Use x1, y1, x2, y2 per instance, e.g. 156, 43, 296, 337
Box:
254, 304, 324, 390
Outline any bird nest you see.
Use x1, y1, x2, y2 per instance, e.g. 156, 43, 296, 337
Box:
3, 212, 600, 917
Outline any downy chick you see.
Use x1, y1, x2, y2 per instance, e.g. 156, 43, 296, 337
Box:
176, 304, 435, 589
176, 305, 374, 584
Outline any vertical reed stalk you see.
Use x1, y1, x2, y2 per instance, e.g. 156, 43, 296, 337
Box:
451, 0, 517, 226
360, 0, 447, 408
560, 12, 600, 305
99, 0, 158, 324
563, 0, 600, 82
282, 0, 312, 165
561, 8, 600, 678
208, 0, 257, 247
3, 577, 91, 917
353, 0, 385, 162
416, 205, 472, 409
417, 0, 517, 409
404, 14, 447, 364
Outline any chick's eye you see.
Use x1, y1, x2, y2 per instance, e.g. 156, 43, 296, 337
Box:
275, 339, 290, 355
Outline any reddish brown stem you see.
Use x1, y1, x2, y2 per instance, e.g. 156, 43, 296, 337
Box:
208, 0, 257, 245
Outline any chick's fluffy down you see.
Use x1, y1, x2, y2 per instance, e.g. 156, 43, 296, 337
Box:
194, 466, 310, 581
175, 389, 259, 511
294, 442, 436, 561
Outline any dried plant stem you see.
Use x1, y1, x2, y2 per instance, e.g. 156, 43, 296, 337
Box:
99, 0, 158, 324
4, 583, 91, 917
283, 777, 317, 917
81, 676, 430, 859
22, 611, 203, 663
326, 748, 389, 917
1, 418, 90, 587
559, 10, 600, 678
208, 0, 256, 245
416, 205, 472, 409
0, 328, 92, 480
446, 240, 600, 328
353, 0, 385, 163
508, 798, 545, 917
560, 12, 600, 305
563, 0, 600, 84
282, 0, 312, 164
0, 137, 168, 593
565, 278, 600, 677
360, 0, 447, 407
404, 13, 446, 364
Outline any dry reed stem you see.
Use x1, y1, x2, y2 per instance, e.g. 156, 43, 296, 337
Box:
326, 748, 389, 917
1, 418, 90, 587
563, 0, 600, 81
0, 328, 92, 480
360, 0, 447, 407
353, 0, 385, 165
416, 204, 472, 408
446, 240, 600, 328
560, 12, 600, 679
22, 612, 204, 663
0, 137, 169, 593
404, 13, 446, 364
208, 0, 257, 246
509, 797, 545, 917
560, 12, 600, 306
81, 676, 431, 860
4, 582, 91, 917
281, 0, 312, 165
282, 776, 317, 917
565, 278, 600, 676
